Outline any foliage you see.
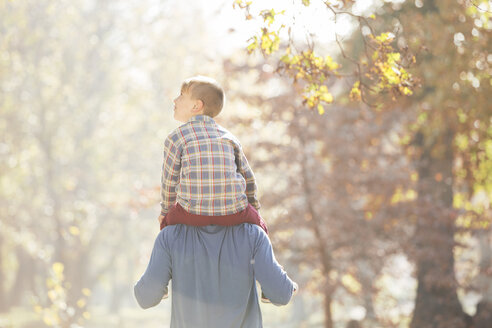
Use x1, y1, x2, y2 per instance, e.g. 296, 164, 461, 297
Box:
224, 57, 415, 327
0, 0, 216, 325
34, 263, 91, 328
234, 0, 417, 108
233, 0, 491, 327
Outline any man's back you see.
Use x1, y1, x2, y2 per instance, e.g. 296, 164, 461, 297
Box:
134, 224, 295, 328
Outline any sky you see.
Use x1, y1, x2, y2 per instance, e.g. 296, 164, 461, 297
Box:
159, 0, 388, 56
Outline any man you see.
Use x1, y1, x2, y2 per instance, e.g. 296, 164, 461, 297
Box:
134, 223, 297, 327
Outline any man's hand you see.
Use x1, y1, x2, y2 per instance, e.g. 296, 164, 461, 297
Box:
158, 214, 165, 225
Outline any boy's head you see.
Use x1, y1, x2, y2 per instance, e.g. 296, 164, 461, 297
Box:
173, 76, 225, 122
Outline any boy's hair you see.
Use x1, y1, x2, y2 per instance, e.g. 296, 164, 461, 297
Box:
181, 76, 225, 118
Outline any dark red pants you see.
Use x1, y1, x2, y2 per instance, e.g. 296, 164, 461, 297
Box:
160, 203, 268, 234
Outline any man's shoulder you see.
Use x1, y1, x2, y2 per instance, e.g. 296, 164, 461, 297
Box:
160, 224, 265, 241
231, 224, 267, 247
156, 224, 183, 248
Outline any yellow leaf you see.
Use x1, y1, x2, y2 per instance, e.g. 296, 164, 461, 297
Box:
405, 189, 417, 200
280, 54, 291, 64
402, 87, 413, 95
391, 187, 403, 204
43, 316, 53, 326
47, 290, 57, 301
417, 112, 428, 124
387, 52, 401, 64
341, 274, 361, 294
455, 133, 469, 151
82, 288, 92, 296
246, 38, 258, 53
317, 104, 325, 115
320, 92, 333, 103
69, 226, 80, 236
376, 32, 394, 42
324, 55, 339, 70
372, 50, 379, 61
52, 262, 64, 278
34, 305, 43, 314
350, 81, 361, 101
77, 299, 86, 308
46, 278, 55, 288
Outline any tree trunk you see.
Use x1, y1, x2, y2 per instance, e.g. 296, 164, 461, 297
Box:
473, 229, 492, 328
297, 122, 335, 328
323, 289, 334, 328
109, 258, 124, 313
9, 246, 36, 307
0, 234, 7, 312
410, 129, 466, 328
300, 153, 334, 328
357, 260, 378, 326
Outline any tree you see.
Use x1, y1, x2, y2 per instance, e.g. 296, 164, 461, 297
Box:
0, 0, 241, 325
234, 0, 491, 327
223, 57, 415, 327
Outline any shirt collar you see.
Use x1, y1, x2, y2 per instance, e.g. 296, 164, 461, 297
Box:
188, 115, 215, 123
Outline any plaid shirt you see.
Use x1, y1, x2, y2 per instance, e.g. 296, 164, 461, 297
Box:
160, 115, 260, 216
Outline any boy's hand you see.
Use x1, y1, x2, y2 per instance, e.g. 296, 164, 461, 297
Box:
293, 282, 299, 296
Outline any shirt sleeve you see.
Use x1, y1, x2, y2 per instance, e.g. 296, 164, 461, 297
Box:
235, 145, 261, 210
160, 134, 182, 215
134, 232, 172, 309
252, 228, 295, 306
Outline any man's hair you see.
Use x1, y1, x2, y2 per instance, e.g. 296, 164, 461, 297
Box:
181, 76, 225, 117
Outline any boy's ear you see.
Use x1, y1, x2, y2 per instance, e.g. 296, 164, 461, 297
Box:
193, 99, 204, 112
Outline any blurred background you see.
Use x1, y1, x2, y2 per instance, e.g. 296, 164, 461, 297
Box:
0, 0, 490, 327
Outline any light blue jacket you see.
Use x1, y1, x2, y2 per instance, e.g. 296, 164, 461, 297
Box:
134, 224, 296, 327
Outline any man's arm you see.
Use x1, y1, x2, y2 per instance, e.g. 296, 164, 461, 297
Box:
134, 232, 172, 309
252, 228, 296, 306
160, 134, 182, 216
235, 146, 261, 210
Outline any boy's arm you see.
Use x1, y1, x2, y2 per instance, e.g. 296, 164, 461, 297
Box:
134, 232, 172, 309
160, 135, 182, 216
235, 146, 261, 210
252, 227, 297, 306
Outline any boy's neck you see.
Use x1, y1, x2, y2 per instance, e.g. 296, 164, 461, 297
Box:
182, 114, 212, 123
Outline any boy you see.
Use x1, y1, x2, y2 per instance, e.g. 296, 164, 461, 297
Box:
157, 75, 267, 237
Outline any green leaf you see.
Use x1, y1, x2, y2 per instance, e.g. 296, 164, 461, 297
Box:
455, 133, 469, 151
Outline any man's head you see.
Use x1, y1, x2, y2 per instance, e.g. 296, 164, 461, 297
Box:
173, 76, 225, 122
